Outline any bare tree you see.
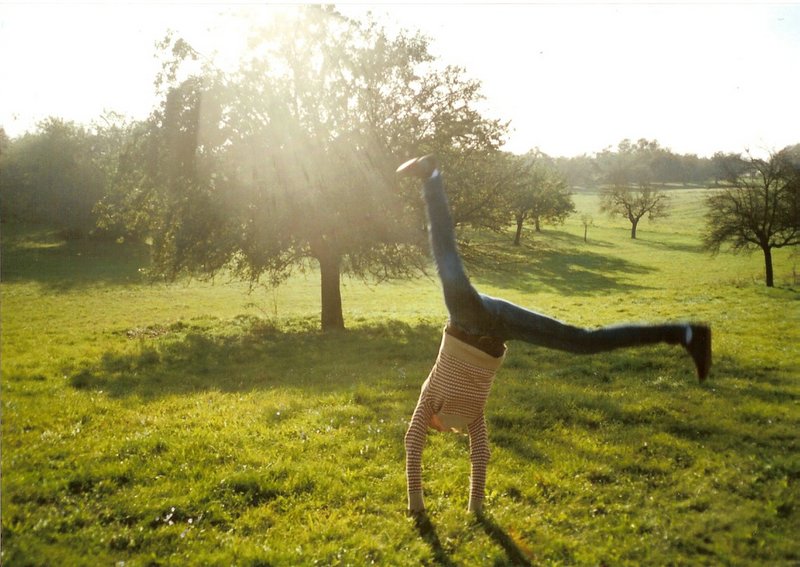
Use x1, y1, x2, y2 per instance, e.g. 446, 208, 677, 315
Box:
580, 213, 593, 243
597, 139, 670, 239
703, 147, 800, 287
599, 185, 670, 239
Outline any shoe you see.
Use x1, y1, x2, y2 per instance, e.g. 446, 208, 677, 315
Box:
395, 154, 438, 179
685, 324, 711, 382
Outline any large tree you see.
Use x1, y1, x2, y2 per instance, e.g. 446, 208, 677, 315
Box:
703, 147, 800, 287
100, 6, 508, 331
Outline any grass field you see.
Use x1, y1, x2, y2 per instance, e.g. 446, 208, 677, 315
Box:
2, 189, 799, 566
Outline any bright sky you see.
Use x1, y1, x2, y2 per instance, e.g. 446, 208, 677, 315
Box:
1, 2, 798, 158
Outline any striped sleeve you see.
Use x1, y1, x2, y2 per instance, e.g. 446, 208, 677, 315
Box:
404, 392, 434, 512
467, 416, 490, 513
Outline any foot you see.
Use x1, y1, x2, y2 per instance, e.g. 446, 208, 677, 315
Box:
685, 324, 712, 382
396, 154, 438, 180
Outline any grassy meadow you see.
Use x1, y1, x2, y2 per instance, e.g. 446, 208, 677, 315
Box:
2, 189, 799, 566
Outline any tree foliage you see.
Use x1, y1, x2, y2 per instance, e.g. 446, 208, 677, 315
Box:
556, 138, 715, 188
507, 151, 574, 245
599, 184, 670, 239
703, 146, 800, 287
597, 139, 670, 239
0, 118, 108, 237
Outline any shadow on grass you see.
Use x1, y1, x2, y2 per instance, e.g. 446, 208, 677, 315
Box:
57, 312, 799, 479
492, 347, 800, 463
462, 232, 655, 296
65, 318, 444, 400
413, 512, 456, 566
3, 222, 663, 297
476, 511, 535, 566
631, 236, 706, 254
412, 510, 536, 566
1, 225, 149, 290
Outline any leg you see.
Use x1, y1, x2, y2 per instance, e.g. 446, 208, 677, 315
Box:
482, 295, 685, 352
481, 295, 711, 380
398, 156, 493, 335
396, 156, 711, 380
405, 159, 685, 351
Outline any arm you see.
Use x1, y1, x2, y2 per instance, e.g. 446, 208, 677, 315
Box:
467, 415, 490, 513
405, 395, 434, 513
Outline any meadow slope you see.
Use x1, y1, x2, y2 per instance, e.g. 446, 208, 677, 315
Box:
2, 189, 799, 565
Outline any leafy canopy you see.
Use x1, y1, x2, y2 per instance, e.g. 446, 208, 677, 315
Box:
98, 6, 508, 329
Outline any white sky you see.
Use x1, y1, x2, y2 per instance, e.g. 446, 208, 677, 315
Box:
1, 2, 798, 158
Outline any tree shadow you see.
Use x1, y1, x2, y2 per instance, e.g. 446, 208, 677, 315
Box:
1, 225, 149, 290
492, 347, 799, 462
64, 318, 443, 401
412, 512, 457, 566
463, 233, 654, 296
475, 511, 535, 566
631, 236, 706, 254
538, 228, 617, 250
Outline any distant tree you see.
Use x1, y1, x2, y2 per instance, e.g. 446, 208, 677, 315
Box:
580, 213, 593, 243
0, 118, 105, 236
508, 151, 574, 245
651, 147, 686, 184
595, 137, 714, 187
554, 154, 599, 188
710, 151, 748, 186
554, 141, 714, 189
100, 6, 508, 331
597, 139, 670, 239
599, 184, 670, 239
703, 147, 800, 287
0, 127, 9, 157
597, 138, 656, 188
89, 112, 138, 189
0, 127, 12, 216
680, 153, 715, 186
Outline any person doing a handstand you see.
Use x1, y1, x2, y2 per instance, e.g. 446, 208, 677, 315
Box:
397, 154, 711, 515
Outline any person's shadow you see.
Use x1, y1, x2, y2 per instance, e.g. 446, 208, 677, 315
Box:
475, 511, 534, 566
412, 511, 533, 566
412, 512, 457, 566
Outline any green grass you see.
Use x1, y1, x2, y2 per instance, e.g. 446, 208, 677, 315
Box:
2, 190, 799, 566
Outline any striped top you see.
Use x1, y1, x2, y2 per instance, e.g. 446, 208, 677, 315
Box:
405, 328, 506, 512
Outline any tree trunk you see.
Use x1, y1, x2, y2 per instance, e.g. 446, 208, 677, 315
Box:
513, 218, 523, 246
763, 245, 774, 287
630, 218, 639, 239
318, 251, 345, 331
534, 217, 541, 232
584, 225, 588, 243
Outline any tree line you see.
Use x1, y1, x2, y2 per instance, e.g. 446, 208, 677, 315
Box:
1, 6, 798, 329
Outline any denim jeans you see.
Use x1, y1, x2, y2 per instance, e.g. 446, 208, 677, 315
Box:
422, 171, 686, 352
